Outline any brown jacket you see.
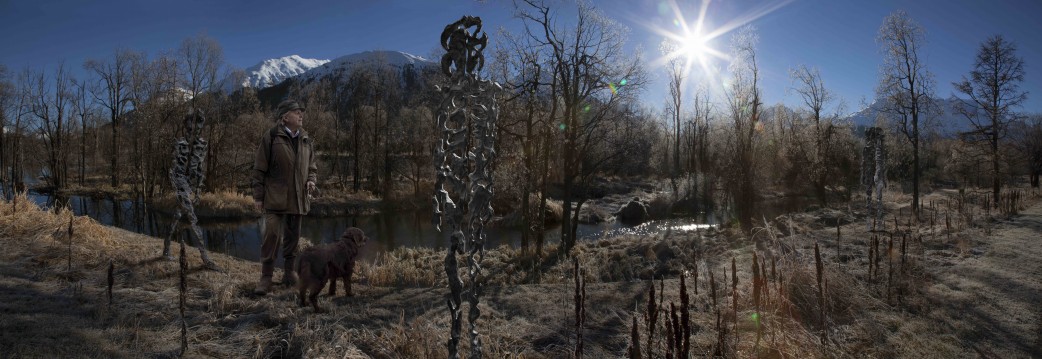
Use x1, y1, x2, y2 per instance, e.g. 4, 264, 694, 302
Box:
251, 126, 318, 214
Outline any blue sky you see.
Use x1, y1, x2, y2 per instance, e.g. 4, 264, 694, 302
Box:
2, 0, 1040, 114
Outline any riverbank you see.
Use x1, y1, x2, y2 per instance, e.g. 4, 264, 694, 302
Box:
38, 184, 400, 219
2, 188, 1040, 357
38, 176, 672, 223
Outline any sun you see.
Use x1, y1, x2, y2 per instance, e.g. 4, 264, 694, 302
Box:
679, 28, 710, 65
651, 0, 728, 82
645, 0, 793, 86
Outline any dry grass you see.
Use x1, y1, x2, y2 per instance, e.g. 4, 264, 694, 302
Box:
151, 190, 260, 219
56, 175, 141, 199
2, 186, 1041, 358
493, 195, 564, 228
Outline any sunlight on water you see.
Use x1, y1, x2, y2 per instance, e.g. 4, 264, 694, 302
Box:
670, 223, 717, 231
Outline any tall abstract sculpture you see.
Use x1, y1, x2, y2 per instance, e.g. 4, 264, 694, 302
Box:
861, 127, 887, 232
164, 109, 220, 271
432, 15, 500, 359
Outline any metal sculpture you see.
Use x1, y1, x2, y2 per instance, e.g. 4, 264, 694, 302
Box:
861, 127, 887, 231
163, 109, 220, 271
433, 15, 500, 359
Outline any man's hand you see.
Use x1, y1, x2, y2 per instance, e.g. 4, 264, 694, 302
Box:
254, 201, 263, 212
307, 181, 317, 194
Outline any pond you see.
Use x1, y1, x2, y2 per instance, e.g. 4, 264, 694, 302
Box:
27, 191, 808, 265
24, 192, 717, 264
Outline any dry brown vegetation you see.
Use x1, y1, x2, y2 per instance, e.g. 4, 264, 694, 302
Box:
1, 187, 1041, 358
150, 190, 260, 219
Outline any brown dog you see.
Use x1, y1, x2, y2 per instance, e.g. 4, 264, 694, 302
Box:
296, 227, 368, 312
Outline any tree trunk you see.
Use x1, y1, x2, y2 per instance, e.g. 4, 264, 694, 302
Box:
521, 113, 533, 254
352, 109, 361, 192
111, 118, 120, 188
912, 143, 919, 218
333, 108, 341, 179
0, 116, 5, 198
560, 174, 574, 255
992, 131, 1000, 208
911, 114, 920, 218
571, 197, 586, 245
80, 115, 86, 186
536, 127, 550, 256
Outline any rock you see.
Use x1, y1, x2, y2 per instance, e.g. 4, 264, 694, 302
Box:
616, 197, 650, 225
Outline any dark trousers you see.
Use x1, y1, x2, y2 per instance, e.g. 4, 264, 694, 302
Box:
260, 213, 302, 277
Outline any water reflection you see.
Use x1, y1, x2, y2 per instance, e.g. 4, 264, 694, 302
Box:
28, 192, 649, 264
27, 192, 790, 264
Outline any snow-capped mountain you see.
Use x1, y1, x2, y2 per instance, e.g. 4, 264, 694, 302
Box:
223, 51, 436, 94
222, 55, 330, 94
295, 50, 436, 84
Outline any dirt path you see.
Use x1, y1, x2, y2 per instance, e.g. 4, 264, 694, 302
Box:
929, 203, 1042, 357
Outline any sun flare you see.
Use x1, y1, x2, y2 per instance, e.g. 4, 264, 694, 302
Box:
646, 0, 793, 92
679, 28, 709, 65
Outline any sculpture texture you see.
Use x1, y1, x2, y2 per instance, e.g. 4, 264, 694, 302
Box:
861, 127, 887, 231
164, 110, 219, 270
433, 15, 500, 359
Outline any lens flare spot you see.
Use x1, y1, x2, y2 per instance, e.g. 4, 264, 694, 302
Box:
558, 123, 566, 131
583, 105, 591, 113
657, 2, 670, 16
608, 82, 617, 94
620, 79, 628, 86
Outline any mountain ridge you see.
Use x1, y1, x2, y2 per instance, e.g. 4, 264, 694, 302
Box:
222, 50, 435, 94
846, 96, 976, 135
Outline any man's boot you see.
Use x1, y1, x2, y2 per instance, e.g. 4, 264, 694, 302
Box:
282, 258, 298, 287
254, 262, 275, 295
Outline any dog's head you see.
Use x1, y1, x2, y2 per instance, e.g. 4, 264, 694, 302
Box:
340, 227, 369, 249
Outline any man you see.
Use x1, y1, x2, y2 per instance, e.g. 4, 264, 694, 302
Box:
252, 99, 318, 295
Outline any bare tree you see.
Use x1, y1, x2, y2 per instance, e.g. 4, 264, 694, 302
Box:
876, 10, 934, 217
495, 30, 548, 254
72, 78, 95, 186
86, 49, 140, 188
8, 69, 34, 195
791, 65, 838, 205
28, 63, 73, 191
130, 52, 182, 198
1016, 114, 1042, 188
178, 34, 224, 102
661, 39, 684, 196
345, 68, 374, 192
0, 65, 12, 197
952, 35, 1028, 206
178, 34, 227, 189
516, 0, 646, 253
398, 106, 434, 197
689, 84, 712, 207
723, 25, 762, 226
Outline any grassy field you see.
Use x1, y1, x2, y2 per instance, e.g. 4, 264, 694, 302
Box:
1, 188, 1040, 358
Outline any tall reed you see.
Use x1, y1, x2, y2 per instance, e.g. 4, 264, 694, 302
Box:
107, 261, 114, 309
573, 258, 586, 358
815, 243, 826, 344
645, 279, 657, 355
